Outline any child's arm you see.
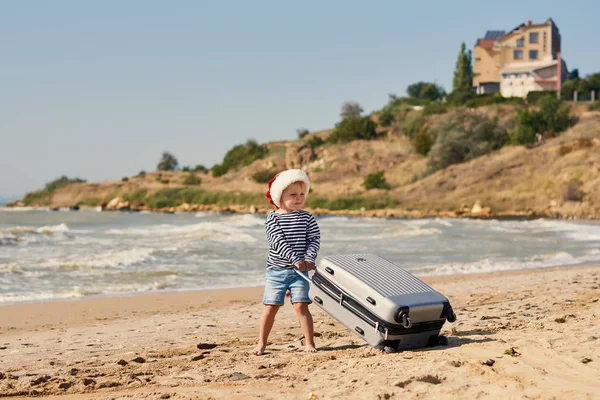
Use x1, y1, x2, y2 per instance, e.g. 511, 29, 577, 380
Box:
265, 214, 304, 266
304, 214, 321, 266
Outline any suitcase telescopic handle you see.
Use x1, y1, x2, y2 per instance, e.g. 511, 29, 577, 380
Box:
294, 267, 315, 284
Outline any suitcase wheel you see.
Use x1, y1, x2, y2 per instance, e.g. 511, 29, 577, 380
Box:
428, 335, 449, 347
447, 308, 457, 323
437, 336, 449, 346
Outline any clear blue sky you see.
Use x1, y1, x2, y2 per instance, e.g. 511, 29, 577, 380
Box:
1, 0, 599, 198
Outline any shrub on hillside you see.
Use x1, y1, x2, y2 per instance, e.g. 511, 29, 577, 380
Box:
422, 102, 447, 116
122, 177, 129, 182
137, 170, 146, 177
589, 101, 600, 111
562, 179, 584, 202
22, 175, 86, 205
513, 97, 574, 145
378, 107, 394, 127
428, 110, 508, 171
193, 164, 208, 173
307, 136, 325, 148
402, 112, 426, 138
463, 93, 524, 108
327, 116, 380, 143
183, 173, 201, 186
412, 130, 434, 155
123, 189, 148, 208
45, 176, 86, 192
211, 164, 229, 178
363, 171, 390, 190
526, 91, 557, 104
252, 169, 276, 183
182, 166, 191, 172
211, 139, 268, 177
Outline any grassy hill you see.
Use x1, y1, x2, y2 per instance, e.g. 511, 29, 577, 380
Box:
11, 105, 600, 219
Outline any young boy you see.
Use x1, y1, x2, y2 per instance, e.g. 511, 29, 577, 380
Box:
252, 169, 321, 356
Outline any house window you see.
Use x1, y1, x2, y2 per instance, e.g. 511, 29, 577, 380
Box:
514, 50, 523, 60
516, 73, 522, 79
530, 32, 539, 43
503, 74, 511, 79
530, 50, 538, 60
528, 73, 535, 78
516, 38, 524, 48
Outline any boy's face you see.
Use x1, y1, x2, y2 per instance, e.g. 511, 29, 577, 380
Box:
280, 182, 306, 212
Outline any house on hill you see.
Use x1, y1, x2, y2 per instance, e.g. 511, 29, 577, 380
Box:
473, 18, 568, 98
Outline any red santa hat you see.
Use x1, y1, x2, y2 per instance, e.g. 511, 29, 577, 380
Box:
265, 169, 311, 209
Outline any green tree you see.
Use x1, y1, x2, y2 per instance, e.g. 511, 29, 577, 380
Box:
378, 107, 394, 127
406, 82, 446, 101
297, 128, 310, 139
211, 139, 268, 177
327, 116, 380, 143
340, 102, 363, 120
157, 151, 179, 171
452, 42, 474, 101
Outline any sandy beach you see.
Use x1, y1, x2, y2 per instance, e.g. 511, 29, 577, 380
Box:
1, 265, 599, 400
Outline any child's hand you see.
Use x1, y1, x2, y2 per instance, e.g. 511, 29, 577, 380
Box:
305, 261, 315, 271
295, 261, 307, 272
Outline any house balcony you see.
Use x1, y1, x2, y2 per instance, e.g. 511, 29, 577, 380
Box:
534, 77, 557, 84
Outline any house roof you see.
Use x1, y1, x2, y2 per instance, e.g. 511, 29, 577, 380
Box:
484, 30, 506, 40
477, 39, 496, 49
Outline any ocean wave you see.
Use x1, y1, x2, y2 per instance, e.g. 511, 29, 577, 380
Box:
105, 221, 258, 243
40, 248, 156, 270
0, 263, 23, 274
479, 219, 600, 239
0, 206, 51, 212
224, 214, 265, 227
0, 223, 72, 245
0, 278, 179, 304
412, 250, 600, 276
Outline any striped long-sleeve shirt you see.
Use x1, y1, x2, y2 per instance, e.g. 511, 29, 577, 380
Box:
264, 210, 320, 269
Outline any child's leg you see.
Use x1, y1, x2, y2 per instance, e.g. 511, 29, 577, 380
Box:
252, 305, 280, 355
293, 302, 316, 352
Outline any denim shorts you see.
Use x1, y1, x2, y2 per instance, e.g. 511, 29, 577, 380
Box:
263, 267, 311, 305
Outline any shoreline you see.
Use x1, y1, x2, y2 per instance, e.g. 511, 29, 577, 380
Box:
2, 204, 599, 221
1, 260, 598, 311
2, 263, 597, 332
1, 263, 599, 399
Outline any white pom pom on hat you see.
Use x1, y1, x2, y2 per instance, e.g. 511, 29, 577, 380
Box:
265, 169, 311, 209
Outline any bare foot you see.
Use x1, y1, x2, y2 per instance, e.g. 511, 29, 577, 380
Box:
304, 344, 317, 353
251, 343, 266, 356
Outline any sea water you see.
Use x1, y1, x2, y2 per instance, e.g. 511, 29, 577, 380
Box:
1, 208, 599, 304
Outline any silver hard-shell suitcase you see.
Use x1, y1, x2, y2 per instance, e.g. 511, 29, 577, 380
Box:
304, 254, 456, 351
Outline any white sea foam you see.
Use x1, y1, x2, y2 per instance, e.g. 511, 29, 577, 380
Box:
0, 278, 179, 304
40, 248, 156, 270
0, 206, 50, 212
105, 221, 258, 243
0, 263, 23, 274
412, 250, 600, 276
0, 223, 73, 245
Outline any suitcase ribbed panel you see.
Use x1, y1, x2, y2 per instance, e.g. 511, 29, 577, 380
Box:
323, 254, 435, 297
